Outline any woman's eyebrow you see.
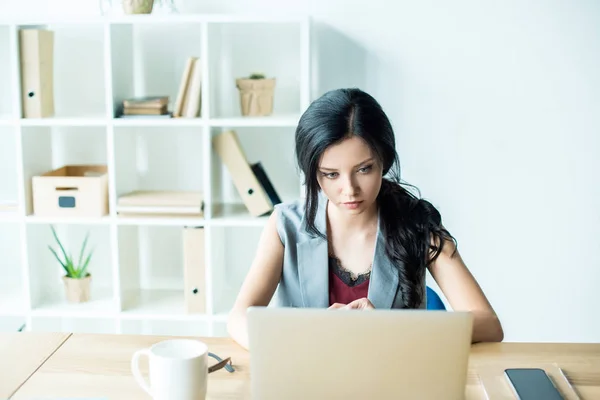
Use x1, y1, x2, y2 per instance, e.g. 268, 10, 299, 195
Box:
319, 158, 374, 171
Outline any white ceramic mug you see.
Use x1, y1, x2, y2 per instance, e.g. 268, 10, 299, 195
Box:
131, 339, 210, 400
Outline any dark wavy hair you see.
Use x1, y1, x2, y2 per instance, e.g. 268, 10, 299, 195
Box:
295, 88, 457, 308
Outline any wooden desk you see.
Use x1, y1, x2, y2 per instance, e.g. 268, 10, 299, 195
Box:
9, 333, 600, 400
0, 332, 71, 400
12, 333, 251, 400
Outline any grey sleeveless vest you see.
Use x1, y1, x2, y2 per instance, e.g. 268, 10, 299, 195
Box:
272, 192, 426, 309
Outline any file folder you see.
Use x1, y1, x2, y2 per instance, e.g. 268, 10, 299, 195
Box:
212, 130, 277, 217
19, 29, 55, 118
183, 226, 206, 314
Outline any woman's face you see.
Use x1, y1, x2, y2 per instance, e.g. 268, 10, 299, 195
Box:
316, 135, 383, 215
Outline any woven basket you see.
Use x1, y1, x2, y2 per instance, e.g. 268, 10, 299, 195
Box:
236, 78, 276, 116
63, 274, 92, 303
122, 0, 154, 14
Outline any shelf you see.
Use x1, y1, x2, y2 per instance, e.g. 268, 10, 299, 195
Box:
0, 223, 25, 316
0, 16, 309, 334
31, 287, 116, 317
0, 288, 26, 316
19, 116, 107, 127
3, 15, 309, 26
26, 224, 114, 317
112, 117, 205, 127
210, 126, 300, 209
108, 14, 308, 25
211, 225, 263, 314
0, 26, 13, 118
209, 113, 300, 127
208, 22, 303, 119
116, 215, 205, 227
121, 289, 206, 320
211, 203, 269, 226
16, 23, 107, 119
109, 22, 203, 119
111, 114, 300, 127
0, 316, 26, 332
25, 215, 112, 225
113, 126, 204, 201
0, 212, 20, 222
21, 126, 109, 217
0, 126, 18, 207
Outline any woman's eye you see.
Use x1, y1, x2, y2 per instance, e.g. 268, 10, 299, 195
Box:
321, 172, 338, 179
358, 165, 373, 173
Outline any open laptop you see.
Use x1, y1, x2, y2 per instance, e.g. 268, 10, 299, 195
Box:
247, 307, 473, 400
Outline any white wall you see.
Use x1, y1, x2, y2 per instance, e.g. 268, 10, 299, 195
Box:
1, 0, 599, 343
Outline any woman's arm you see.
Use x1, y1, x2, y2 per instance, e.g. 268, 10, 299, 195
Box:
227, 210, 284, 350
428, 238, 504, 343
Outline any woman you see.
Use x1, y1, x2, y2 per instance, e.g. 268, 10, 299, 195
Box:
227, 88, 504, 349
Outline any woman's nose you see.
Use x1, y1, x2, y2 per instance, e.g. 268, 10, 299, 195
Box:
340, 175, 359, 196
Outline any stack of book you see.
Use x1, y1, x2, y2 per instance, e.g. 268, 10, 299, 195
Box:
120, 96, 171, 118
116, 190, 204, 218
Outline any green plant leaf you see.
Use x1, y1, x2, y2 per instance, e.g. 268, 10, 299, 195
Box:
50, 225, 71, 267
78, 248, 94, 279
78, 231, 90, 270
48, 245, 69, 275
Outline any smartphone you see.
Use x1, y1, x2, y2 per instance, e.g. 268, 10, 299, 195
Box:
504, 368, 564, 400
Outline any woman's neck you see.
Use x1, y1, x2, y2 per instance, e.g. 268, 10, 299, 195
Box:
326, 199, 379, 234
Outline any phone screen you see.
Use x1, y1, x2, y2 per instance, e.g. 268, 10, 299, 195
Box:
504, 368, 564, 400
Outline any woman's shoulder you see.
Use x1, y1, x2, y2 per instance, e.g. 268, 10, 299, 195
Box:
273, 198, 306, 230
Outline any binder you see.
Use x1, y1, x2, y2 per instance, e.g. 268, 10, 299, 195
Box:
183, 226, 206, 314
251, 162, 282, 206
212, 130, 280, 217
19, 29, 55, 118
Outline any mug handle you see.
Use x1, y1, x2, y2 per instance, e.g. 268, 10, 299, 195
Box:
131, 348, 152, 395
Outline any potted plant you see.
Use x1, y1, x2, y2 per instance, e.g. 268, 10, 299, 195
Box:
235, 73, 276, 116
48, 225, 94, 304
122, 0, 154, 14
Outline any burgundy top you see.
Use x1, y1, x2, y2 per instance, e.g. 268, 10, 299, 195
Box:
328, 255, 371, 306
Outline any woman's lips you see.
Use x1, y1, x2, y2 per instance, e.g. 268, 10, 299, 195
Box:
342, 201, 362, 210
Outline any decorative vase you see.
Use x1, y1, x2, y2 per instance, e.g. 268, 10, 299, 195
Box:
122, 0, 154, 14
235, 78, 276, 116
63, 274, 92, 303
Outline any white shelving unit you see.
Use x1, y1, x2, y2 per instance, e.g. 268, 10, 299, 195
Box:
0, 14, 311, 337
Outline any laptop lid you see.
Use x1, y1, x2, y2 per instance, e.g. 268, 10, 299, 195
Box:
247, 307, 473, 400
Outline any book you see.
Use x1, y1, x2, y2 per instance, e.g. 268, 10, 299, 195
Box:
173, 57, 198, 118
117, 190, 204, 216
123, 96, 168, 108
180, 58, 202, 118
118, 113, 173, 119
123, 105, 168, 115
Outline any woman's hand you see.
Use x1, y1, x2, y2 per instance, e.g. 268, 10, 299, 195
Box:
328, 297, 375, 310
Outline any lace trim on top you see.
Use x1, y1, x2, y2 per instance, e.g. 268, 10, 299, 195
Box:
328, 255, 372, 287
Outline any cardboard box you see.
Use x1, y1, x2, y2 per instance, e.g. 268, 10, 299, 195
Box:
32, 165, 109, 218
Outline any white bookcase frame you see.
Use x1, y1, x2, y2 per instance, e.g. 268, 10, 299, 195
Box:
0, 14, 311, 337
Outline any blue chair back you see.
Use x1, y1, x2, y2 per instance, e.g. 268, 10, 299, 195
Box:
426, 286, 446, 310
